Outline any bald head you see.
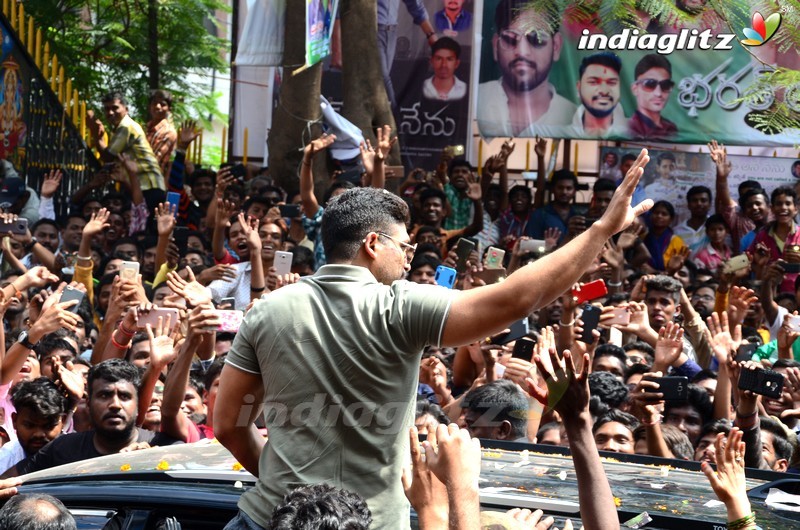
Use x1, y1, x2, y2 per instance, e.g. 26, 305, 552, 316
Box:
0, 493, 76, 529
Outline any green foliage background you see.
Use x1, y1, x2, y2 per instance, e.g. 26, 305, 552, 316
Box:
23, 0, 230, 130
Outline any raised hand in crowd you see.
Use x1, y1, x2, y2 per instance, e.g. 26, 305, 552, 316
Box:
527, 348, 619, 530
40, 169, 63, 199
167, 268, 212, 308
196, 263, 237, 285
701, 429, 757, 530
177, 119, 201, 150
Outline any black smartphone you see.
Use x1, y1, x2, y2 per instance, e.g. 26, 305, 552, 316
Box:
454, 238, 476, 274
230, 163, 246, 180
782, 262, 800, 274
491, 318, 530, 345
279, 204, 301, 218
578, 304, 601, 343
60, 286, 85, 314
512, 338, 535, 360
738, 368, 784, 399
735, 343, 758, 362
644, 376, 689, 401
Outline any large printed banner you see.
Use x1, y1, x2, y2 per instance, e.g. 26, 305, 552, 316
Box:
478, 0, 799, 145
322, 0, 475, 171
599, 146, 800, 226
304, 0, 338, 70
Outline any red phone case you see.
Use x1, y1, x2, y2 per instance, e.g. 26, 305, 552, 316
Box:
572, 279, 608, 305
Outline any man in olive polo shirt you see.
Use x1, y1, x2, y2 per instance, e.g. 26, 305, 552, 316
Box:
217, 148, 653, 530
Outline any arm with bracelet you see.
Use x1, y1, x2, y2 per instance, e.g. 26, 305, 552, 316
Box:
76, 209, 111, 305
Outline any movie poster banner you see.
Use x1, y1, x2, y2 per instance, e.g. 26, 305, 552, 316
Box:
304, 0, 338, 69
322, 0, 475, 171
477, 0, 798, 145
599, 146, 800, 226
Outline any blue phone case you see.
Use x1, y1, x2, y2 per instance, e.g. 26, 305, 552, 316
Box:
434, 265, 457, 289
167, 192, 180, 216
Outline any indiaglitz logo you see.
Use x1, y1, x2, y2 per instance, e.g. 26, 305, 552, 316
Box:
577, 11, 782, 55
741, 12, 781, 46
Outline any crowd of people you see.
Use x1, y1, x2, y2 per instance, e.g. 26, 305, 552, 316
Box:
0, 82, 781, 530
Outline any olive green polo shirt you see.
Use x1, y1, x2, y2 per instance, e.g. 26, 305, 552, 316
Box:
227, 264, 456, 529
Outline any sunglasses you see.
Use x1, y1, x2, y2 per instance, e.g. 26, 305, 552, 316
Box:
498, 29, 550, 50
635, 78, 675, 92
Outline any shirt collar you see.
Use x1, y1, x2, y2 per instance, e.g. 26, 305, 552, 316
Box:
314, 264, 378, 283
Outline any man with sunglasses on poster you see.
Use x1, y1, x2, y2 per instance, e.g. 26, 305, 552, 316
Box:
629, 54, 679, 140
477, 0, 576, 137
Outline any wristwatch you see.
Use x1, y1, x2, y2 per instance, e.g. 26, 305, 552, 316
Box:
24, 237, 37, 253
17, 330, 38, 350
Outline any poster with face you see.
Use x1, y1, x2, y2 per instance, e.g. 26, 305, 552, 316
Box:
322, 0, 476, 172
476, 0, 798, 146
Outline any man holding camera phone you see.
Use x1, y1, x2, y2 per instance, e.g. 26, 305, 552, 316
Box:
215, 148, 653, 529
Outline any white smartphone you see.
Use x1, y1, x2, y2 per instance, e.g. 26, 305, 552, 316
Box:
787, 314, 800, 333
520, 239, 547, 254
120, 261, 140, 281
274, 250, 293, 277
722, 254, 750, 274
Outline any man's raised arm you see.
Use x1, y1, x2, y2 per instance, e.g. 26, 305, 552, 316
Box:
441, 149, 652, 347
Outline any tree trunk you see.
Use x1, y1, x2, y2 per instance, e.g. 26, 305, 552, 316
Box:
147, 0, 159, 89
267, 1, 323, 195
339, 0, 399, 164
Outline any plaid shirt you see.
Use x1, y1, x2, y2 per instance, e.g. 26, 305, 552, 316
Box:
108, 114, 165, 191
146, 116, 177, 177
443, 183, 472, 230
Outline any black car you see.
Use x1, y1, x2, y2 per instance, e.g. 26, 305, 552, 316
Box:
13, 438, 800, 529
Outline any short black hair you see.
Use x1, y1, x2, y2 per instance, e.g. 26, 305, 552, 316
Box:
656, 152, 676, 165
644, 274, 682, 302
419, 188, 447, 208
686, 185, 711, 202
11, 378, 66, 420
739, 187, 767, 209
551, 169, 578, 189
409, 253, 441, 275
579, 52, 621, 78
321, 188, 410, 263
697, 418, 731, 444
148, 88, 173, 108
448, 158, 472, 176
101, 91, 128, 107
704, 213, 729, 232
760, 416, 794, 463
621, 153, 637, 164
290, 245, 315, 272
0, 493, 77, 530
664, 384, 713, 426
771, 185, 797, 206
431, 36, 461, 59
588, 371, 628, 409
738, 179, 761, 197
415, 400, 450, 425
594, 344, 628, 370
87, 359, 141, 399
634, 54, 672, 79
593, 178, 617, 194
35, 336, 77, 362
651, 199, 676, 219
593, 409, 640, 434
269, 484, 372, 530
203, 359, 225, 394
623, 340, 655, 358
462, 379, 528, 439
508, 184, 532, 202
31, 218, 60, 234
